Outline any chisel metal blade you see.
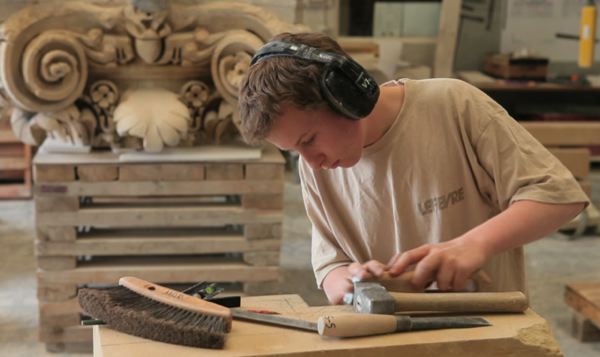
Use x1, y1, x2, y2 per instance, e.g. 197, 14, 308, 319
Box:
231, 308, 318, 332
409, 316, 491, 331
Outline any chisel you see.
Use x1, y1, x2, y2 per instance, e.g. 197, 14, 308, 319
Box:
231, 308, 489, 338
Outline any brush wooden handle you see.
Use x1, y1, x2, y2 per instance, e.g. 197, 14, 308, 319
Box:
318, 314, 407, 337
390, 291, 528, 313
119, 276, 232, 319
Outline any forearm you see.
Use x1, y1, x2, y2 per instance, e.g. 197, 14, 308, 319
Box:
462, 200, 585, 256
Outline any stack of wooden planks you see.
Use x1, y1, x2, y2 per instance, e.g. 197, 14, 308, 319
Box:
33, 145, 285, 352
0, 128, 32, 199
521, 121, 600, 236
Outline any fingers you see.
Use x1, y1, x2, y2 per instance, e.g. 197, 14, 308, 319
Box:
411, 252, 442, 290
348, 260, 388, 280
435, 260, 455, 291
451, 268, 472, 292
388, 245, 432, 276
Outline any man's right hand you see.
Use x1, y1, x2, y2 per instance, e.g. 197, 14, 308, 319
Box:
322, 266, 354, 304
322, 260, 390, 304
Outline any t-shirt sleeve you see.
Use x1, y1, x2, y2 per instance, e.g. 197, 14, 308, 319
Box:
298, 158, 352, 288
468, 89, 589, 210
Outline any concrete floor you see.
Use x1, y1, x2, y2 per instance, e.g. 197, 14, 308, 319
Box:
1, 172, 600, 356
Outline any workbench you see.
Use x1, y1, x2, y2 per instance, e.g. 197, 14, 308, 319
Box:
93, 294, 563, 356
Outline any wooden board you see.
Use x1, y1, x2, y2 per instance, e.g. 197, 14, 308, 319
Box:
547, 148, 590, 180
565, 283, 600, 327
34, 144, 285, 165
520, 122, 600, 146
0, 138, 32, 199
94, 294, 563, 357
36, 230, 281, 256
37, 257, 280, 285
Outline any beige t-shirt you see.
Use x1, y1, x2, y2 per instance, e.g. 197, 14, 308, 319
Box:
299, 78, 589, 293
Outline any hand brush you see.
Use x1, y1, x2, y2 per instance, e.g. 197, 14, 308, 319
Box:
78, 276, 232, 349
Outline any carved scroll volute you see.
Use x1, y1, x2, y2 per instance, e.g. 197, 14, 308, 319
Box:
1, 30, 88, 113
211, 31, 264, 117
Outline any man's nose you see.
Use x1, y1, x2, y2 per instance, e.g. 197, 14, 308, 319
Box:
298, 149, 323, 170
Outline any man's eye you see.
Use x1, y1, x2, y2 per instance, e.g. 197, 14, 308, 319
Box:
303, 135, 316, 146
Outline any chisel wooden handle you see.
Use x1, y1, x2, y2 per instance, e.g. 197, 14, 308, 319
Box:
318, 314, 409, 337
390, 291, 528, 313
317, 313, 490, 337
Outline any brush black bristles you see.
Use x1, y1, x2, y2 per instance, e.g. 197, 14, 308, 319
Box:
78, 286, 228, 349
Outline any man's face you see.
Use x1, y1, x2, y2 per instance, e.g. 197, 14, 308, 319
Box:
266, 104, 364, 170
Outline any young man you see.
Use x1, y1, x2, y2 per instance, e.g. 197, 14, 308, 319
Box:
239, 32, 588, 304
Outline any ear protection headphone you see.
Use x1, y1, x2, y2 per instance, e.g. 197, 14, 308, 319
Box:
250, 41, 380, 120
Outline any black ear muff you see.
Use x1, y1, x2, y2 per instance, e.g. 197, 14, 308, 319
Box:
321, 60, 379, 120
250, 41, 380, 120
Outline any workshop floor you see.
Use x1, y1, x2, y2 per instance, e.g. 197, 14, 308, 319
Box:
1, 171, 600, 356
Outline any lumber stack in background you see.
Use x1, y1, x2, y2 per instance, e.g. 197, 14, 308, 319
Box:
33, 145, 285, 352
521, 122, 600, 234
0, 128, 32, 199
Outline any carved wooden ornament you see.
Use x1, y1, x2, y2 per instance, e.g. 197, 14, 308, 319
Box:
0, 0, 303, 152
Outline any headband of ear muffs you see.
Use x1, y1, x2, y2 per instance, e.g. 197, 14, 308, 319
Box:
250, 41, 380, 120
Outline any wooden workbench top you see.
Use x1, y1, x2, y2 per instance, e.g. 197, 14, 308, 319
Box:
93, 294, 563, 357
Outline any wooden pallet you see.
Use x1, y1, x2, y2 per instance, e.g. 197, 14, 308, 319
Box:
0, 130, 32, 199
34, 145, 285, 349
565, 283, 600, 342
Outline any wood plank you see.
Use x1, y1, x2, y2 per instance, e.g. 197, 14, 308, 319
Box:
37, 259, 280, 284
45, 341, 92, 354
35, 196, 79, 213
37, 205, 282, 227
242, 194, 284, 209
244, 223, 283, 240
37, 283, 78, 302
39, 299, 82, 328
34, 165, 75, 182
119, 163, 205, 181
0, 130, 19, 143
36, 231, 281, 256
433, 0, 461, 77
0, 183, 30, 198
34, 180, 283, 196
37, 256, 77, 270
548, 148, 590, 179
205, 163, 244, 180
245, 163, 285, 180
565, 283, 600, 326
243, 251, 281, 266
95, 295, 563, 357
37, 227, 77, 242
39, 324, 91, 343
521, 122, 600, 146
0, 157, 26, 170
571, 311, 600, 342
34, 144, 285, 165
77, 165, 118, 182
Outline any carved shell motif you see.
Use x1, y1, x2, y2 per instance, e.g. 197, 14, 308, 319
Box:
114, 89, 190, 152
